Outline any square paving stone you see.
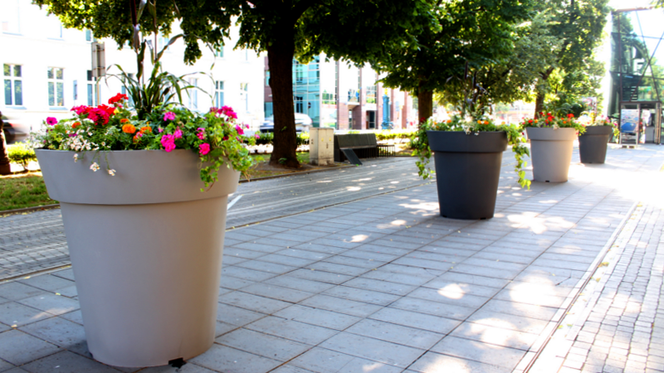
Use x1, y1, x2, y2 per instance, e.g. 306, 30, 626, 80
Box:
0, 283, 49, 301
190, 344, 281, 373
360, 271, 432, 287
219, 291, 292, 314
342, 277, 416, 296
60, 310, 83, 325
18, 294, 79, 316
320, 332, 424, 368
323, 286, 401, 306
0, 329, 60, 365
222, 267, 276, 282
430, 335, 527, 370
299, 294, 382, 318
345, 319, 443, 350
216, 302, 267, 327
216, 328, 310, 361
289, 347, 402, 373
287, 269, 352, 285
270, 366, 316, 373
0, 302, 54, 327
19, 317, 86, 353
264, 275, 335, 294
493, 287, 567, 308
465, 309, 551, 335
0, 359, 14, 372
450, 321, 540, 351
52, 269, 75, 281
218, 276, 254, 291
240, 283, 313, 303
308, 262, 369, 277
390, 297, 475, 320
21, 350, 119, 373
17, 275, 75, 292
245, 316, 338, 345
369, 308, 460, 335
477, 299, 559, 321
274, 304, 361, 330
234, 260, 297, 275
406, 287, 490, 308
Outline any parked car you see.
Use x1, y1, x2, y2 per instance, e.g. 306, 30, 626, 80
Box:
1, 115, 29, 145
260, 113, 312, 133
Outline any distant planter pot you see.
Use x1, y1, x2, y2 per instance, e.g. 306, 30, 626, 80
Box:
526, 127, 577, 183
578, 126, 613, 164
35, 149, 239, 368
427, 131, 507, 219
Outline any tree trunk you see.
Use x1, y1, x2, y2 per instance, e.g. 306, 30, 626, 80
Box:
267, 33, 299, 168
0, 113, 11, 175
417, 86, 433, 123
534, 90, 545, 118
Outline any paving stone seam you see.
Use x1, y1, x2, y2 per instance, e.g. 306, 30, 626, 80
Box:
516, 199, 642, 373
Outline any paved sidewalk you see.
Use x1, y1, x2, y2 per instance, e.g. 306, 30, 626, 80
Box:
0, 144, 663, 373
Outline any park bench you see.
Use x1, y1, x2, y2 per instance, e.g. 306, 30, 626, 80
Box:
333, 133, 395, 164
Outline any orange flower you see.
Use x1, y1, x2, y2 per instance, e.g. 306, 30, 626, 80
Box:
122, 124, 137, 134
120, 118, 130, 124
483, 121, 489, 125
139, 126, 152, 134
72, 122, 81, 129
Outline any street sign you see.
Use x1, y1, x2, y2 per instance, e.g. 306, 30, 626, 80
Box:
91, 42, 106, 79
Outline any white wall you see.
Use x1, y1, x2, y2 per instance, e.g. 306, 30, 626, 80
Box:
0, 0, 265, 133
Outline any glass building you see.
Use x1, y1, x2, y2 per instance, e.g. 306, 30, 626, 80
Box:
265, 54, 416, 130
609, 8, 664, 144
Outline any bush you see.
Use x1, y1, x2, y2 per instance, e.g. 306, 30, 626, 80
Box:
254, 132, 309, 146
7, 142, 37, 170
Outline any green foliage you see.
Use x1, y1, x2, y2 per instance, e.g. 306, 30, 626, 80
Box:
7, 142, 37, 170
375, 130, 415, 141
410, 118, 530, 189
254, 132, 309, 146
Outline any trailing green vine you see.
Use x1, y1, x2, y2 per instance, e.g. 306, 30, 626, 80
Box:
410, 117, 531, 189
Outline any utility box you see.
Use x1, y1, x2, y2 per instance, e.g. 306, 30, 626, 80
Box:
309, 127, 334, 166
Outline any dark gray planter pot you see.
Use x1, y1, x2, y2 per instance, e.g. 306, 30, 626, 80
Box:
578, 126, 613, 164
35, 149, 239, 368
526, 127, 577, 183
427, 131, 507, 219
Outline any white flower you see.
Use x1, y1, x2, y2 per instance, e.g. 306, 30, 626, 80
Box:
73, 154, 79, 162
108, 169, 116, 176
90, 162, 100, 172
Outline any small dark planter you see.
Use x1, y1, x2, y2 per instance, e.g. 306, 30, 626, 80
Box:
427, 131, 507, 219
578, 126, 613, 164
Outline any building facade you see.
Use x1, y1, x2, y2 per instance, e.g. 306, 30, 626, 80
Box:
265, 55, 417, 130
1, 0, 265, 136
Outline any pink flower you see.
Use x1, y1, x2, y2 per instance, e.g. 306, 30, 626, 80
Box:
160, 134, 176, 152
158, 127, 164, 133
199, 143, 210, 156
163, 112, 176, 121
46, 117, 58, 126
197, 127, 205, 140
217, 106, 238, 119
254, 133, 260, 139
235, 125, 244, 135
174, 128, 183, 139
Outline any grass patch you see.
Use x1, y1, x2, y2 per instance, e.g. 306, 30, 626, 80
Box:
0, 173, 57, 211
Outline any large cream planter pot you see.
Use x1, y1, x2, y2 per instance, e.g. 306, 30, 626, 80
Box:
35, 149, 240, 368
525, 127, 577, 183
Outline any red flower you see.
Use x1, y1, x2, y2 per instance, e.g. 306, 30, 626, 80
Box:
108, 93, 128, 105
567, 113, 574, 118
97, 104, 116, 117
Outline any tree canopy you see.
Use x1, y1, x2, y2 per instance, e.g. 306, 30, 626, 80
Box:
36, 0, 428, 168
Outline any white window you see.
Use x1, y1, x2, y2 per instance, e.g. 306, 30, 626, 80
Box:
86, 70, 97, 106
240, 83, 249, 112
48, 67, 64, 107
3, 64, 23, 106
1, 0, 20, 34
188, 78, 198, 110
214, 81, 224, 107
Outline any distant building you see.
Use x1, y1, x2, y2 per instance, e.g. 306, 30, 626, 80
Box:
265, 55, 418, 130
0, 0, 265, 135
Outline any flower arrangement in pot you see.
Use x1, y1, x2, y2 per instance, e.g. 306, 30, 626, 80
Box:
410, 67, 530, 220
577, 115, 617, 164
27, 4, 256, 367
520, 112, 585, 182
